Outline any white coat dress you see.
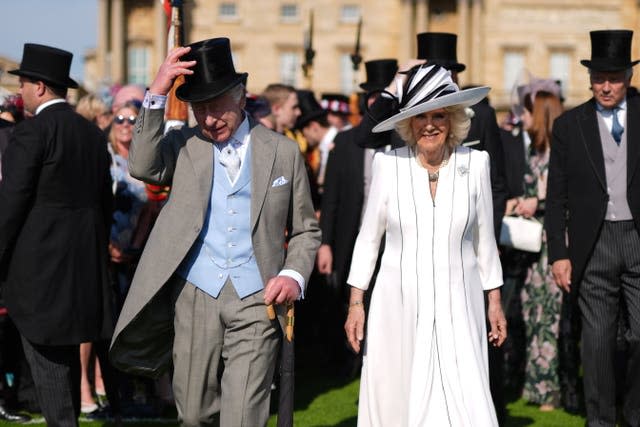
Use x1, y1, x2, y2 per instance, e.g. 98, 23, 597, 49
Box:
347, 145, 502, 427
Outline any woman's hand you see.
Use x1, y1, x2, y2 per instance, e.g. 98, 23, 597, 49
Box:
514, 197, 538, 218
487, 289, 507, 347
345, 304, 365, 353
344, 287, 366, 353
505, 198, 519, 216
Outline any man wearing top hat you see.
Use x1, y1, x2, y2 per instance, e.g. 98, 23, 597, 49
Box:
109, 38, 320, 426
546, 29, 640, 427
316, 59, 398, 376
0, 43, 114, 426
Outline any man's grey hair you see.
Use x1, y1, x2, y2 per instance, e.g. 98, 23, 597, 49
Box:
588, 68, 634, 80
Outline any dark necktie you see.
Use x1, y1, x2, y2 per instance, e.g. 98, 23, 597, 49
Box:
611, 107, 623, 145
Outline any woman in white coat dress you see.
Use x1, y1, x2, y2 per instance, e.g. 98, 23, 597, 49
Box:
345, 64, 507, 427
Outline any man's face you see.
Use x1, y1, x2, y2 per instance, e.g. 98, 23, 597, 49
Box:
191, 91, 245, 142
302, 121, 321, 146
590, 70, 630, 109
18, 77, 39, 114
275, 92, 301, 130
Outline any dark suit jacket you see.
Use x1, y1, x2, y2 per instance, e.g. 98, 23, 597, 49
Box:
499, 127, 527, 199
320, 128, 365, 285
355, 96, 507, 239
0, 102, 114, 345
546, 96, 640, 286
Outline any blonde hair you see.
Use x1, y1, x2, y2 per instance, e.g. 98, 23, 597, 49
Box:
395, 105, 470, 151
109, 101, 140, 154
76, 94, 109, 124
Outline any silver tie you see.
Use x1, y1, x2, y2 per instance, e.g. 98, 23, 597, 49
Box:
220, 143, 240, 182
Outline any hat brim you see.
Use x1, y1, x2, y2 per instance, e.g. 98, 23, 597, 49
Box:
175, 73, 248, 103
296, 110, 327, 129
8, 69, 79, 89
580, 59, 640, 72
359, 82, 386, 92
372, 86, 490, 133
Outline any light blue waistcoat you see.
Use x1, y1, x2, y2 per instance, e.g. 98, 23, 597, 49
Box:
177, 144, 263, 298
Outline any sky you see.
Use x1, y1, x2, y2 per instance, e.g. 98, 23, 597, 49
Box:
0, 0, 98, 84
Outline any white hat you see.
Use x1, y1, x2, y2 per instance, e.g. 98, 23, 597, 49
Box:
372, 64, 490, 133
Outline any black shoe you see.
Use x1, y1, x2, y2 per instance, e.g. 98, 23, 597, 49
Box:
0, 404, 31, 423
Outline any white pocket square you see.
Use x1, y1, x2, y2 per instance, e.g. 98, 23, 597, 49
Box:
272, 176, 289, 187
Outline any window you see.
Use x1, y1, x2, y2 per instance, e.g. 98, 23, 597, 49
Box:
340, 53, 355, 94
219, 3, 237, 19
280, 4, 298, 22
503, 50, 525, 92
127, 46, 150, 85
340, 5, 360, 23
280, 51, 298, 86
550, 51, 571, 97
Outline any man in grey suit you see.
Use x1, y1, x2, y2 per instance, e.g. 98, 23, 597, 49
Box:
109, 38, 320, 426
546, 30, 640, 427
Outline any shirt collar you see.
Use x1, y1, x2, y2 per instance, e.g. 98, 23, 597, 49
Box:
228, 114, 250, 147
36, 98, 66, 115
595, 98, 627, 113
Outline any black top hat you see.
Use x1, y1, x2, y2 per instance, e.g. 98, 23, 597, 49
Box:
580, 30, 640, 72
320, 93, 351, 115
416, 32, 466, 73
360, 59, 398, 92
175, 37, 248, 103
9, 43, 78, 88
296, 90, 326, 129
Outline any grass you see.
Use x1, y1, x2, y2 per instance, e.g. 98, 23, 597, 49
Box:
0, 390, 586, 426
0, 348, 587, 426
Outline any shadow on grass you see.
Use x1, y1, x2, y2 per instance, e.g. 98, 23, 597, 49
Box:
312, 415, 357, 427
504, 415, 536, 427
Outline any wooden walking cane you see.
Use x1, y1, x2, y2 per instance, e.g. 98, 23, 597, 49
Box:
267, 303, 295, 427
165, 0, 189, 129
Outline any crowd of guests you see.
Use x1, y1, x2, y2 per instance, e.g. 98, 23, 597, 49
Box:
0, 28, 638, 427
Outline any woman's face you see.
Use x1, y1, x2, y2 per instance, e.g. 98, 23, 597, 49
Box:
410, 108, 450, 153
113, 107, 137, 146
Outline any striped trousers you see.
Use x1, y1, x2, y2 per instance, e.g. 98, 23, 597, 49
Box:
21, 337, 80, 427
579, 220, 640, 427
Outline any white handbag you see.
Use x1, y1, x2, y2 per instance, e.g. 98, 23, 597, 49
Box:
499, 215, 543, 253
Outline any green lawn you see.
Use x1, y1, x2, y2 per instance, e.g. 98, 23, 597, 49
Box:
0, 372, 586, 426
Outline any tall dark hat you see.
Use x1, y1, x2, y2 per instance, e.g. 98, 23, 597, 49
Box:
580, 30, 640, 72
296, 90, 326, 129
416, 32, 466, 73
9, 43, 78, 88
320, 93, 351, 115
175, 37, 248, 103
359, 59, 398, 92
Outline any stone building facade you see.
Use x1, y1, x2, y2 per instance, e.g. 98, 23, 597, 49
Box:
89, 0, 640, 109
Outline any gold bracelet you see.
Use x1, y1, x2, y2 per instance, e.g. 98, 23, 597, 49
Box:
349, 301, 363, 308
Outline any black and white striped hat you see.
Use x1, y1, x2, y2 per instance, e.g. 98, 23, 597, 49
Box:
372, 64, 489, 133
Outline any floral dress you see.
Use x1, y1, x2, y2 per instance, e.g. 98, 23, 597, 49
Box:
520, 147, 563, 406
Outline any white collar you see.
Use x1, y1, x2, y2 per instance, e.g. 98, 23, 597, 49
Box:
36, 98, 66, 115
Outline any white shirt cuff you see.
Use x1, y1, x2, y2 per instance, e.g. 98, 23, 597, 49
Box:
143, 91, 168, 109
278, 269, 306, 299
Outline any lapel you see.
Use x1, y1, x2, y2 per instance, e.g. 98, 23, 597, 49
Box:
249, 119, 277, 231
627, 96, 640, 186
185, 132, 214, 222
578, 99, 607, 191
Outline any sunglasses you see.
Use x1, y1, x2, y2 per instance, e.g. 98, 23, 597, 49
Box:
114, 115, 136, 125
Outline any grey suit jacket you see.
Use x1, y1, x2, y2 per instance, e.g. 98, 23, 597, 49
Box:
109, 107, 320, 377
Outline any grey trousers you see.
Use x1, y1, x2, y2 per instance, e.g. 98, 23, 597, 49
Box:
21, 336, 80, 427
579, 221, 640, 427
172, 279, 279, 427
